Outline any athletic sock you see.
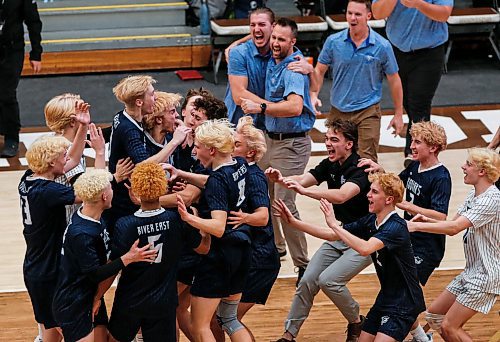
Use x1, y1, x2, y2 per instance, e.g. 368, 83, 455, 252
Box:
411, 325, 429, 342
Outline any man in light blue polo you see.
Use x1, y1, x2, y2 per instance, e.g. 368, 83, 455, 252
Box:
311, 0, 404, 162
241, 17, 315, 285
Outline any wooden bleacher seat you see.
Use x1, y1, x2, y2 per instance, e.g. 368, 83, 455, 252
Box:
210, 15, 328, 84
326, 14, 385, 31
445, 3, 500, 71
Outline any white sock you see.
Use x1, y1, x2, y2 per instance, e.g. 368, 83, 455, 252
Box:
411, 325, 429, 342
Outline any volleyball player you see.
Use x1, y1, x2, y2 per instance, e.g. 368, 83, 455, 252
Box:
408, 148, 499, 341
108, 162, 209, 342
176, 119, 253, 342
20, 135, 83, 341
53, 169, 156, 342
274, 172, 426, 342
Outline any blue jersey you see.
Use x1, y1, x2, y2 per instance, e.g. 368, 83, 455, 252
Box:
243, 163, 279, 269
111, 208, 202, 317
399, 162, 451, 265
53, 210, 111, 320
345, 213, 425, 315
309, 152, 370, 224
198, 157, 250, 245
19, 170, 76, 280
107, 110, 150, 221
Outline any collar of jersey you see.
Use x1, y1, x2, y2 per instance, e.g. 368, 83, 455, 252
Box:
417, 162, 442, 174
374, 210, 397, 230
123, 110, 144, 131
135, 207, 166, 217
144, 130, 166, 148
77, 207, 101, 224
212, 159, 237, 172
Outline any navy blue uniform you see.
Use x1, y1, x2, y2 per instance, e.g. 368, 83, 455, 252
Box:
52, 210, 111, 341
344, 213, 425, 341
108, 208, 202, 342
399, 161, 451, 285
105, 110, 150, 232
191, 157, 252, 298
309, 152, 370, 223
19, 170, 75, 328
241, 163, 280, 305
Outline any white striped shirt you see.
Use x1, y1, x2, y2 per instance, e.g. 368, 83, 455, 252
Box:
457, 185, 500, 295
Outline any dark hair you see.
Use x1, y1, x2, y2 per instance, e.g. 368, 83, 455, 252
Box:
325, 118, 359, 152
348, 0, 372, 12
181, 87, 213, 111
250, 7, 275, 24
193, 96, 227, 120
275, 17, 298, 38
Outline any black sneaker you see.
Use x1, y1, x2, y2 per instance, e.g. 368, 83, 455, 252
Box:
346, 315, 365, 342
296, 266, 306, 287
0, 138, 19, 158
275, 338, 296, 342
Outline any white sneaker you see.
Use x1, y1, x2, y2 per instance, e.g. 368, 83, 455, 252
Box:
33, 336, 43, 342
408, 332, 433, 342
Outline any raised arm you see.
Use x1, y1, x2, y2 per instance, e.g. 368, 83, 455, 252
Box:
285, 179, 361, 204
400, 0, 452, 22
177, 195, 227, 237
65, 101, 91, 172
371, 0, 398, 19
408, 214, 472, 236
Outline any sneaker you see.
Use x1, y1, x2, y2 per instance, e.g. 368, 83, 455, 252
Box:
0, 138, 19, 158
403, 155, 413, 168
408, 332, 433, 342
295, 266, 306, 287
275, 338, 296, 342
346, 315, 365, 342
33, 336, 43, 342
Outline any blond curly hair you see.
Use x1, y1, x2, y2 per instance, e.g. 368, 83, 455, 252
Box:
142, 91, 182, 131
467, 148, 500, 183
73, 169, 113, 202
44, 93, 82, 134
368, 172, 405, 204
410, 121, 447, 153
236, 116, 267, 161
195, 119, 235, 154
131, 162, 168, 201
113, 75, 156, 107
26, 135, 70, 173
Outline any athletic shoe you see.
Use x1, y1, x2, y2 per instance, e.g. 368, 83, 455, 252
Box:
275, 338, 296, 342
0, 138, 19, 158
295, 266, 306, 288
405, 332, 434, 342
33, 336, 43, 342
346, 315, 365, 342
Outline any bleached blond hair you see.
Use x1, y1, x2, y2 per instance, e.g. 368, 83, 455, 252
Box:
467, 148, 500, 183
26, 135, 70, 173
236, 116, 267, 161
73, 169, 113, 202
368, 172, 405, 204
130, 162, 167, 201
410, 121, 447, 153
143, 91, 182, 131
44, 93, 82, 134
195, 119, 235, 154
112, 75, 157, 107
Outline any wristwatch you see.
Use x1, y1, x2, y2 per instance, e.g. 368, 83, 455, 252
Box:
260, 103, 267, 115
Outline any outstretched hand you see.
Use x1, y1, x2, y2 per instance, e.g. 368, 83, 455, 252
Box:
319, 198, 337, 229
228, 209, 248, 229
115, 158, 134, 183
72, 101, 91, 125
271, 199, 295, 224
123, 239, 157, 265
265, 167, 284, 183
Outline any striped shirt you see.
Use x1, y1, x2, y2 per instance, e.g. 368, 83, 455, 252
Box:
457, 185, 500, 295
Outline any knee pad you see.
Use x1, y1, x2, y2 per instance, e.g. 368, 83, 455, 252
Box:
216, 299, 244, 336
425, 312, 444, 332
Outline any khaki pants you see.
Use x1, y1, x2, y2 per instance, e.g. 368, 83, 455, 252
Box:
258, 134, 311, 268
329, 103, 381, 162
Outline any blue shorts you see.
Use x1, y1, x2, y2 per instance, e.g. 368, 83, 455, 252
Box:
58, 299, 108, 342
363, 307, 418, 341
414, 253, 439, 286
108, 305, 176, 342
191, 243, 251, 298
241, 267, 280, 305
24, 278, 58, 329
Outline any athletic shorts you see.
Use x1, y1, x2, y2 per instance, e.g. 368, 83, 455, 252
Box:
177, 264, 197, 286
24, 278, 58, 329
191, 243, 251, 298
414, 256, 438, 286
241, 267, 280, 305
363, 307, 418, 342
108, 305, 176, 342
446, 273, 498, 314
58, 299, 108, 342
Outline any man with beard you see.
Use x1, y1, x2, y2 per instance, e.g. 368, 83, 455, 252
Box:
240, 18, 315, 285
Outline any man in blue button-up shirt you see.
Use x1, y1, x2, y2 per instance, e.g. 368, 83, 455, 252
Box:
240, 18, 315, 280
310, 0, 404, 162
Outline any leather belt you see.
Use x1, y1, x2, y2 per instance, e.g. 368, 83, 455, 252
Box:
267, 132, 307, 140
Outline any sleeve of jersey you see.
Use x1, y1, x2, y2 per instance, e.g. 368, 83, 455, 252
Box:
204, 174, 229, 212
110, 218, 134, 260
345, 167, 370, 191
460, 192, 499, 230
308, 158, 329, 184
47, 183, 76, 207
283, 71, 305, 99
343, 215, 371, 240
71, 233, 102, 275
228, 47, 248, 77
373, 220, 407, 251
247, 172, 270, 209
429, 176, 452, 214
125, 128, 150, 164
